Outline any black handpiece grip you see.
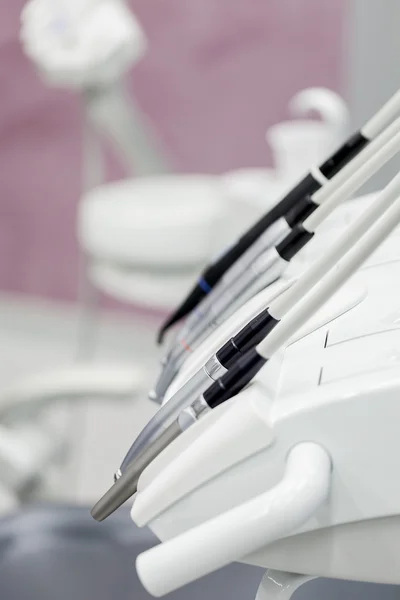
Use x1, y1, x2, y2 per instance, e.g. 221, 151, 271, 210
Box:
203, 348, 266, 409
285, 194, 318, 228
319, 131, 368, 179
216, 309, 279, 369
275, 224, 315, 262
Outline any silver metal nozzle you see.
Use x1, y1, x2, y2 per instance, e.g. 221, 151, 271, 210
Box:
91, 419, 182, 522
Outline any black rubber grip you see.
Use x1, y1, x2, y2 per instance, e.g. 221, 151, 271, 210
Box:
285, 194, 318, 228
216, 309, 279, 369
204, 348, 266, 409
275, 224, 315, 262
320, 131, 368, 179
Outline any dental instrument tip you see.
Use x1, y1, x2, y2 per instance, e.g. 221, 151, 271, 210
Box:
91, 471, 138, 522
91, 420, 183, 522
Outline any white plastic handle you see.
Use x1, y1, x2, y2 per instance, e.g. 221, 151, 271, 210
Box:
271, 167, 400, 320
260, 173, 400, 359
362, 88, 400, 139
135, 443, 331, 597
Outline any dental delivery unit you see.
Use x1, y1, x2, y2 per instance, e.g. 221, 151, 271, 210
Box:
91, 88, 400, 599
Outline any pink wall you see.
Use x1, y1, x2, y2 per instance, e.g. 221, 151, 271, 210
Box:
0, 0, 344, 303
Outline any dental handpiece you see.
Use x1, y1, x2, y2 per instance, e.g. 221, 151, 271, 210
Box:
117, 280, 294, 476
151, 115, 400, 403
151, 251, 285, 399
182, 173, 400, 424
148, 221, 288, 403
91, 168, 400, 523
116, 121, 400, 480
158, 88, 400, 340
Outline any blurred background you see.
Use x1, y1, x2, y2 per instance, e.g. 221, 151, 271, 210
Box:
2, 0, 345, 304
0, 0, 398, 519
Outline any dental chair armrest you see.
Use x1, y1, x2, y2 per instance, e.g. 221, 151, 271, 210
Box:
0, 364, 146, 418
135, 442, 331, 597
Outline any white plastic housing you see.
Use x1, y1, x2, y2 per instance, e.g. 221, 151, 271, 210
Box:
131, 192, 400, 592
136, 443, 331, 596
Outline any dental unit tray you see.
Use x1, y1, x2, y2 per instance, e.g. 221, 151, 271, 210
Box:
128, 193, 400, 596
